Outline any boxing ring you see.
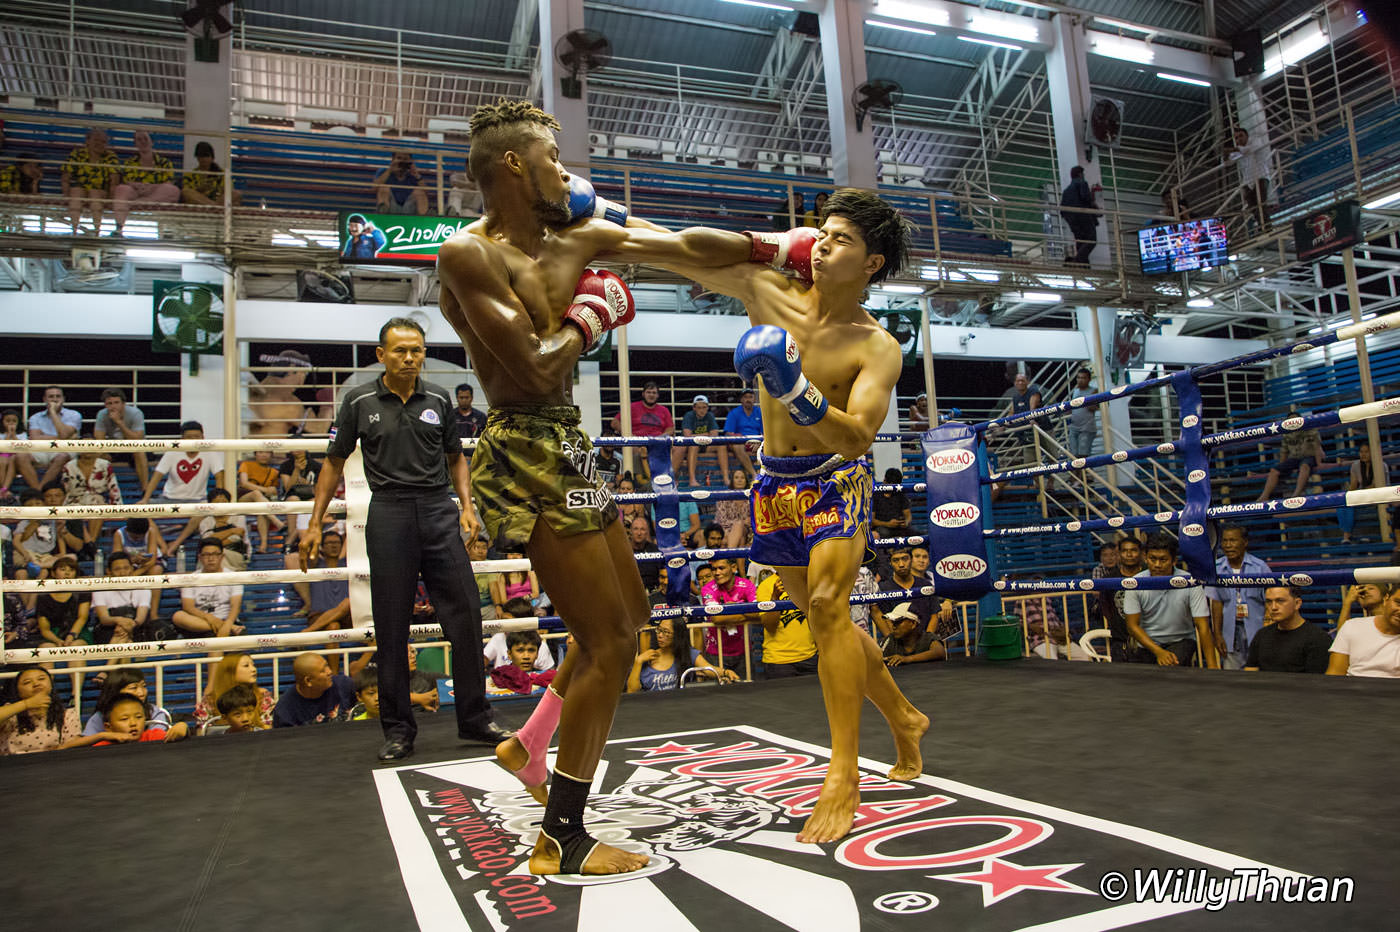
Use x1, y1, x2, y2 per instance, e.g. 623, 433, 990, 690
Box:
5, 313, 1400, 930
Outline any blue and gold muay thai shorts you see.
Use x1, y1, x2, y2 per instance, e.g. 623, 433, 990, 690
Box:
749, 447, 874, 567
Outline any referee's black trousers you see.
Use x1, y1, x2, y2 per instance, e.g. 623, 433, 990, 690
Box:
366, 490, 493, 742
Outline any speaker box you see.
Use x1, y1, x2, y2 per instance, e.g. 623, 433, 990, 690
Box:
1231, 29, 1265, 77
791, 12, 819, 37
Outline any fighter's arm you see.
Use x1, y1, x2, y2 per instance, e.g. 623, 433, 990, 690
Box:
591, 223, 777, 306
801, 335, 903, 462
436, 236, 585, 396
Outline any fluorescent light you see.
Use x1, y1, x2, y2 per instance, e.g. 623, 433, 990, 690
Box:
966, 268, 1001, 282
1156, 72, 1211, 88
124, 247, 197, 261
1093, 17, 1155, 35
1363, 191, 1400, 210
1262, 22, 1327, 77
878, 283, 925, 294
958, 35, 1024, 52
866, 19, 937, 37
1187, 297, 1213, 308
871, 0, 949, 27
716, 0, 790, 11
1089, 34, 1156, 64
1003, 291, 1061, 303
968, 14, 1039, 43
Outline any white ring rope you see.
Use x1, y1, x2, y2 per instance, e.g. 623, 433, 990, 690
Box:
0, 500, 344, 520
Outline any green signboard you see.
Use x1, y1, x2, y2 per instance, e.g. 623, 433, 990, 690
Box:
339, 211, 474, 265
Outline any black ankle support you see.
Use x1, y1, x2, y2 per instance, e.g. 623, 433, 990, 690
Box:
541, 771, 597, 873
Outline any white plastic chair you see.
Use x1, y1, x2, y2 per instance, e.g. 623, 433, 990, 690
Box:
1078, 628, 1114, 662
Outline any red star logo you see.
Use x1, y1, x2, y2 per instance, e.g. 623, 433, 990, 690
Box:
932, 857, 1097, 906
626, 740, 710, 760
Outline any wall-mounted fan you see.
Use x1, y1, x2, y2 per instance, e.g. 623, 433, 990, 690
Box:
153, 279, 224, 374
853, 79, 903, 132
181, 0, 234, 62
555, 29, 612, 100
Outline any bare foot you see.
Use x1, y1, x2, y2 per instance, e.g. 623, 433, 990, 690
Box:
528, 832, 649, 876
796, 770, 860, 844
886, 709, 930, 781
495, 736, 548, 805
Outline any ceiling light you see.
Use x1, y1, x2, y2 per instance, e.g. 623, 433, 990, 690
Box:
1187, 297, 1213, 308
1003, 291, 1062, 303
1089, 34, 1156, 64
716, 0, 790, 11
124, 247, 197, 261
1262, 22, 1327, 77
866, 19, 937, 37
878, 283, 925, 294
871, 0, 949, 27
1093, 17, 1155, 35
966, 268, 1001, 282
958, 36, 1024, 52
1156, 72, 1211, 87
1363, 191, 1400, 210
968, 15, 1039, 43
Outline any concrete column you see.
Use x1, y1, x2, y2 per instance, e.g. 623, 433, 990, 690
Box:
1045, 13, 1107, 266
538, 0, 592, 173
181, 27, 232, 170
1077, 306, 1135, 485
820, 0, 879, 189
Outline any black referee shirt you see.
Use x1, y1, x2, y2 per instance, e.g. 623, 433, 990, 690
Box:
326, 376, 457, 492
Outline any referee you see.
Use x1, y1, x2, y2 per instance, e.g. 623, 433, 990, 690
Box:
301, 316, 510, 761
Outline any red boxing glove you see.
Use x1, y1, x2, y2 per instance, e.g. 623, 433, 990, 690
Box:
564, 269, 635, 351
744, 227, 818, 284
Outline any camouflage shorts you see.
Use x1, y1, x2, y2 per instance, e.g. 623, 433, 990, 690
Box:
471, 405, 619, 551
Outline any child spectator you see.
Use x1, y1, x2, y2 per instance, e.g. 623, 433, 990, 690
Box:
82, 668, 186, 740
194, 652, 274, 731
114, 517, 165, 572
237, 450, 287, 552
483, 597, 555, 672
203, 683, 263, 735
0, 408, 20, 500
91, 695, 178, 746
469, 535, 497, 620
35, 556, 92, 647
0, 666, 94, 754
3, 566, 40, 650
13, 489, 65, 572
489, 630, 557, 695
350, 667, 380, 721
91, 551, 151, 645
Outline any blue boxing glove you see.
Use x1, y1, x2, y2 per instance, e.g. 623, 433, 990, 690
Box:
734, 325, 828, 426
567, 175, 630, 226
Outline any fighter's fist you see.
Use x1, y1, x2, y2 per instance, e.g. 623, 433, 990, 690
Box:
744, 227, 818, 284
734, 324, 828, 426
567, 176, 630, 226
564, 269, 635, 351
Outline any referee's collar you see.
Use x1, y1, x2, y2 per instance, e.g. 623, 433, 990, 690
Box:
375, 374, 425, 400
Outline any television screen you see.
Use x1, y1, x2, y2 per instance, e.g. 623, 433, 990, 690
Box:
1137, 218, 1229, 275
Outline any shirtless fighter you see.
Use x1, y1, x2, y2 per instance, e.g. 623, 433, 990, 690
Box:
435, 99, 759, 876
641, 190, 931, 844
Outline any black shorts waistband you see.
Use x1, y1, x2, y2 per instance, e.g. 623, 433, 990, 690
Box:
370, 486, 452, 501
486, 404, 581, 427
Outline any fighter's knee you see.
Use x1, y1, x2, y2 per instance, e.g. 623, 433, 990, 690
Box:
806, 592, 847, 623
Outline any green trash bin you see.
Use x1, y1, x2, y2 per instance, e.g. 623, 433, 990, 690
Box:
977, 614, 1024, 661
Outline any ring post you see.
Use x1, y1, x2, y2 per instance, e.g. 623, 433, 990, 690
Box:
1171, 370, 1214, 581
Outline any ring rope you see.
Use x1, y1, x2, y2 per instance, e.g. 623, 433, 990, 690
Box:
0, 500, 345, 520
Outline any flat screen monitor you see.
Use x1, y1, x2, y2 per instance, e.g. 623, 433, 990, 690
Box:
1136, 218, 1229, 275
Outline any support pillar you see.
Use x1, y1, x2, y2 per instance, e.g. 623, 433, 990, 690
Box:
181, 23, 232, 177
819, 0, 879, 189
1045, 13, 1107, 267
538, 0, 592, 173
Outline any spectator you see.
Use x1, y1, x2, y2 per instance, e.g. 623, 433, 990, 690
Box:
246, 349, 317, 438
341, 213, 386, 259
468, 535, 499, 621
13, 489, 65, 572
279, 448, 325, 498
629, 617, 689, 691
61, 448, 123, 557
1091, 541, 1119, 578
92, 387, 150, 491
1059, 165, 1100, 265
0, 152, 43, 195
446, 161, 483, 217
882, 608, 943, 667
16, 385, 81, 492
0, 667, 95, 754
61, 127, 120, 233
1256, 424, 1325, 502
90, 694, 171, 746
112, 128, 180, 235
908, 393, 930, 434
35, 556, 92, 648
1340, 442, 1392, 543
1096, 535, 1143, 660
677, 490, 703, 549
171, 488, 248, 567
1338, 582, 1385, 629
272, 652, 356, 726
173, 537, 244, 638
374, 150, 429, 215
595, 445, 622, 489
139, 420, 224, 506
1123, 534, 1217, 667
80, 668, 185, 739
4, 566, 40, 651
203, 683, 263, 735
91, 551, 150, 646
1243, 586, 1332, 674
722, 387, 762, 479
871, 468, 913, 540
350, 667, 380, 721
627, 516, 661, 590
194, 652, 274, 732
998, 372, 1044, 420
698, 557, 757, 674
801, 191, 829, 228
872, 546, 941, 638
1014, 592, 1069, 656
235, 451, 285, 552
490, 549, 539, 611
484, 596, 555, 672
405, 644, 444, 712
1066, 368, 1098, 458
690, 563, 715, 604
755, 572, 819, 678
714, 468, 751, 553
453, 383, 487, 441
489, 631, 557, 694
1225, 127, 1272, 232
609, 381, 674, 480
0, 408, 19, 500
772, 190, 803, 230
616, 476, 651, 530
1326, 585, 1400, 677
1205, 524, 1272, 668
181, 140, 239, 206
113, 517, 164, 574
305, 529, 352, 632
678, 395, 727, 488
